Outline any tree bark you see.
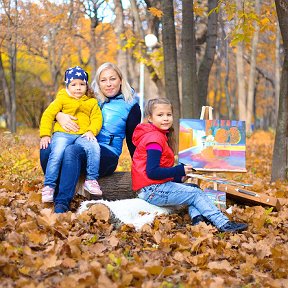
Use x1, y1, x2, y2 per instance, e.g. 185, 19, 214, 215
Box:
160, 0, 180, 149
271, 0, 288, 181
197, 0, 218, 114
181, 0, 198, 118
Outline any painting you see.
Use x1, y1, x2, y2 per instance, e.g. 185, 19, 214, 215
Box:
178, 119, 246, 172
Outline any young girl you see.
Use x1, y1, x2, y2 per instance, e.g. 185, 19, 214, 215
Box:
131, 98, 248, 233
40, 66, 103, 203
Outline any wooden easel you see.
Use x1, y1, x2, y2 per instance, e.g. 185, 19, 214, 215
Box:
189, 106, 282, 211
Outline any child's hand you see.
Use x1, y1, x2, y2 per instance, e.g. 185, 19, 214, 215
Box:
181, 176, 189, 182
184, 165, 195, 175
40, 136, 51, 149
82, 131, 96, 141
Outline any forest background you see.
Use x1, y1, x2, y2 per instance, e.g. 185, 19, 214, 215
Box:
0, 1, 288, 287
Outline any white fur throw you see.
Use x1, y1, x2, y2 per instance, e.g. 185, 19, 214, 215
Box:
77, 198, 174, 230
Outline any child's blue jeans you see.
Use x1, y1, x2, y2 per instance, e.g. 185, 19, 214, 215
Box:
44, 132, 100, 188
138, 182, 229, 228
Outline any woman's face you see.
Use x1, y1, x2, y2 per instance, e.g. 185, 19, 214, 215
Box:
99, 68, 121, 98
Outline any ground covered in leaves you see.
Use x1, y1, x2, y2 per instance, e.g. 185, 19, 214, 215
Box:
0, 129, 287, 288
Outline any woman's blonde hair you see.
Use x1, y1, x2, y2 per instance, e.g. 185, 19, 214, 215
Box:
91, 62, 133, 103
144, 98, 176, 152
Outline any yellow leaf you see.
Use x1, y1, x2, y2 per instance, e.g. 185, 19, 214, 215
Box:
148, 7, 163, 18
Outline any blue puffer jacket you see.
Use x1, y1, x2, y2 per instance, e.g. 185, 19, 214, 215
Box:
97, 93, 138, 156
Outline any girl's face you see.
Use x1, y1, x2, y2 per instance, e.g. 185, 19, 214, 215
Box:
148, 104, 173, 131
67, 79, 87, 99
99, 68, 121, 98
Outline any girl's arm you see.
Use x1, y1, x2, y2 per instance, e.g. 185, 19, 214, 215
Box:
125, 103, 141, 158
146, 148, 185, 180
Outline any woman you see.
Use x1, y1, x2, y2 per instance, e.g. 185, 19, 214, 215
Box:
40, 62, 141, 213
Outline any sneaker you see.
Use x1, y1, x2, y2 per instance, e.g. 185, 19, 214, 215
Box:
218, 221, 248, 233
192, 215, 206, 225
83, 180, 103, 196
192, 215, 211, 226
42, 186, 54, 203
54, 204, 69, 214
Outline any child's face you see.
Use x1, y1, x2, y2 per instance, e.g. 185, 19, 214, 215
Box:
148, 104, 173, 130
67, 79, 87, 98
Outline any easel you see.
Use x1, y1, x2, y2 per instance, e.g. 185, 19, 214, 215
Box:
188, 106, 282, 211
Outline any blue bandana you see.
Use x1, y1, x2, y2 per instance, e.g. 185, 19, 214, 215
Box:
64, 66, 88, 87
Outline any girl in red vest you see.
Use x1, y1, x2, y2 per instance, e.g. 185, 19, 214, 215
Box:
132, 98, 248, 233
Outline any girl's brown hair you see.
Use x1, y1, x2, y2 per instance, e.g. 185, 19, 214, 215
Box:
144, 98, 176, 152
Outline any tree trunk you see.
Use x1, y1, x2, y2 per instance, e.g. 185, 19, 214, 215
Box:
3, 0, 18, 133
271, 0, 288, 181
0, 53, 11, 129
246, 0, 260, 134
160, 0, 180, 149
236, 0, 247, 121
219, 13, 234, 119
197, 0, 218, 114
275, 23, 281, 126
113, 0, 128, 79
181, 0, 198, 118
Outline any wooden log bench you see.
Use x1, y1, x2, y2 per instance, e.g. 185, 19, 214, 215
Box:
77, 172, 136, 201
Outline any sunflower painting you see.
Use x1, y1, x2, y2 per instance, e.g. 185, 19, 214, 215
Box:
178, 119, 246, 172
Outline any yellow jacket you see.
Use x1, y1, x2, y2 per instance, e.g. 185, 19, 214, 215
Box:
40, 89, 102, 137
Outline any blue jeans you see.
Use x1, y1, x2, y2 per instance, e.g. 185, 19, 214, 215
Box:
40, 143, 119, 208
44, 132, 100, 188
138, 182, 229, 228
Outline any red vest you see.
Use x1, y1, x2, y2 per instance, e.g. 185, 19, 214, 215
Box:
132, 123, 175, 191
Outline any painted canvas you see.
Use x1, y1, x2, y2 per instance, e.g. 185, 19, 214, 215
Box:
179, 119, 246, 172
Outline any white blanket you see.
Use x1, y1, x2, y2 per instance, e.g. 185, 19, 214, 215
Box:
78, 198, 174, 230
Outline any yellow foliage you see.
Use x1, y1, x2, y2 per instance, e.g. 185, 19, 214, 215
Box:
148, 7, 163, 19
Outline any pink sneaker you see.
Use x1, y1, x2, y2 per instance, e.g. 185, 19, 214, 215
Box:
83, 180, 103, 196
42, 186, 54, 203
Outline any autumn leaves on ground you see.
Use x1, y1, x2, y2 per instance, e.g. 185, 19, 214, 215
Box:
0, 129, 287, 288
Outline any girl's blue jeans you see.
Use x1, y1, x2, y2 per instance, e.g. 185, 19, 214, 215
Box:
44, 132, 100, 188
138, 182, 229, 228
40, 143, 119, 209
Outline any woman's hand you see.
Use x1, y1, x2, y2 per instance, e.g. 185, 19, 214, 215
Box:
56, 112, 79, 132
82, 131, 96, 141
40, 136, 51, 149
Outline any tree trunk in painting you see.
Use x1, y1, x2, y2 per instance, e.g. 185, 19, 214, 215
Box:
181, 0, 198, 118
160, 0, 180, 149
271, 0, 288, 181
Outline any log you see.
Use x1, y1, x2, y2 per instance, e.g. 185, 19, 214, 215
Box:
77, 172, 136, 201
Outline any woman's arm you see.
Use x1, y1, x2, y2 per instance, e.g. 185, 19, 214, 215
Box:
126, 103, 141, 158
56, 112, 79, 132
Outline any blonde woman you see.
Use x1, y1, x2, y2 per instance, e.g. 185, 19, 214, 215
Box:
40, 62, 141, 213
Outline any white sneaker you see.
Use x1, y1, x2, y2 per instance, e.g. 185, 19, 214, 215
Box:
42, 186, 54, 203
83, 180, 103, 196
